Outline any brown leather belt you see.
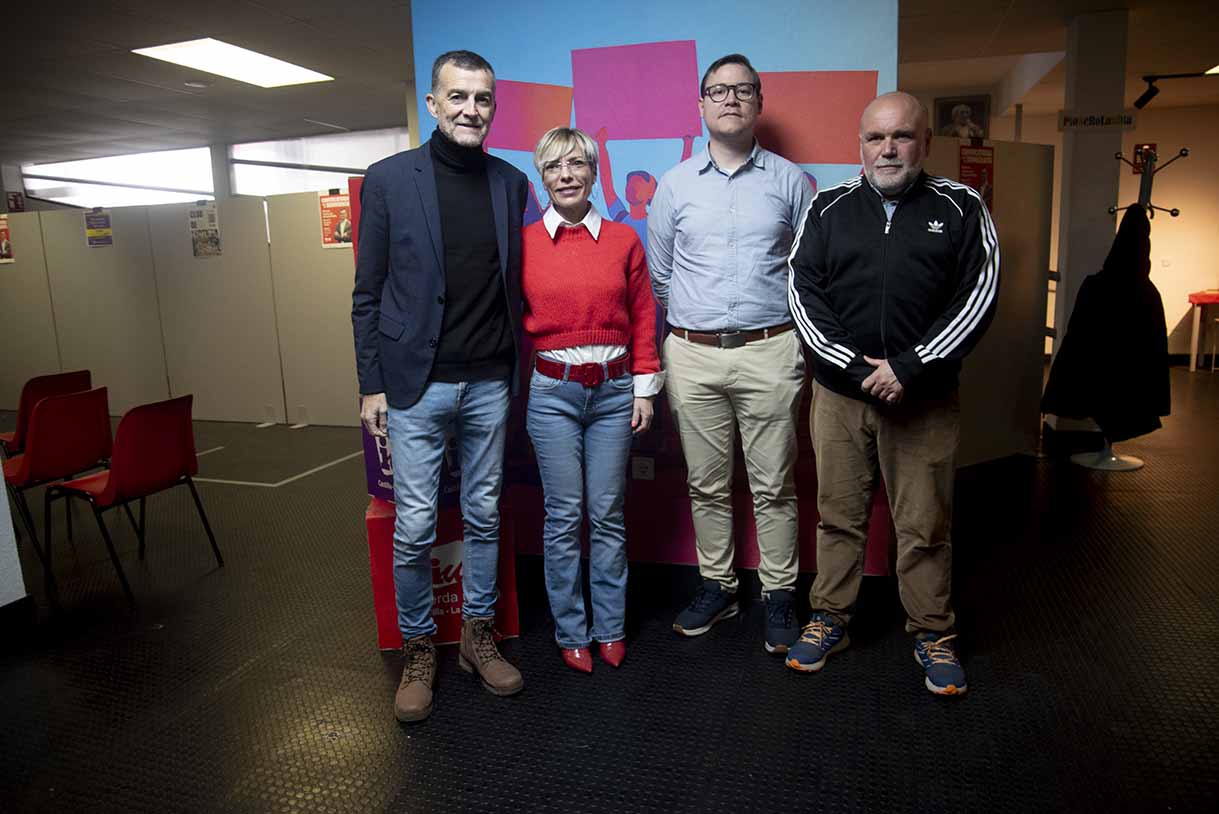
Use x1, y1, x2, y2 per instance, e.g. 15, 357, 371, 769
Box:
669, 323, 794, 349
534, 353, 630, 387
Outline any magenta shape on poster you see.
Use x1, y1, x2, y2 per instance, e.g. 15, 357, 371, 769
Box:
571, 40, 702, 140
485, 80, 574, 152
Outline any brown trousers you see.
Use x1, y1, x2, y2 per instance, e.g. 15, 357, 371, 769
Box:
809, 381, 959, 633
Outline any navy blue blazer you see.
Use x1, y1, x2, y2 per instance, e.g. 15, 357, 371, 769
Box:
352, 141, 529, 409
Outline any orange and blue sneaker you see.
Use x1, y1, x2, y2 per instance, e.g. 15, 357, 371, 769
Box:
914, 632, 968, 696
785, 613, 849, 672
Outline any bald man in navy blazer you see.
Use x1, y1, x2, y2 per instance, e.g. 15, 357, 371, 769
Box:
352, 50, 529, 723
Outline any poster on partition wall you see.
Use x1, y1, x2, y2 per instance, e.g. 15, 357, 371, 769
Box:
319, 192, 352, 248
0, 214, 13, 263
188, 201, 222, 257
85, 208, 113, 248
959, 145, 994, 215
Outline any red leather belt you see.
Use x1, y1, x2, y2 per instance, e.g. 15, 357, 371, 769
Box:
534, 354, 630, 387
669, 323, 794, 349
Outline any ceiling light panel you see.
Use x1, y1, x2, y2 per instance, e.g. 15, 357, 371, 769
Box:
1207, 64, 1219, 75
132, 38, 333, 88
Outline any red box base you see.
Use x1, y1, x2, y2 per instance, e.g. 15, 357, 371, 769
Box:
365, 497, 520, 650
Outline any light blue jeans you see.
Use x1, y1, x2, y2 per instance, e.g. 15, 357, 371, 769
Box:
526, 368, 635, 648
387, 378, 509, 639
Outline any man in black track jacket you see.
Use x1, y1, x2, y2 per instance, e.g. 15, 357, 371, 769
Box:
785, 91, 999, 696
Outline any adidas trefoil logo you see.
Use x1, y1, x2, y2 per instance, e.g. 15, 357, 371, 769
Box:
927, 220, 944, 234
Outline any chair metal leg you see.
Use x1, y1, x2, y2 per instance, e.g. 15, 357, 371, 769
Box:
122, 501, 146, 560
6, 482, 26, 545
139, 497, 146, 559
41, 490, 58, 595
12, 488, 44, 565
91, 505, 135, 606
65, 497, 73, 542
185, 477, 223, 567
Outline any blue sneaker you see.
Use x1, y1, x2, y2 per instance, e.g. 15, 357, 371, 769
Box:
673, 580, 739, 636
763, 589, 799, 654
914, 632, 968, 696
785, 613, 849, 672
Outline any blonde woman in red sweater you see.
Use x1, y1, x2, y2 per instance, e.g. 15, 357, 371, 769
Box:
522, 126, 664, 673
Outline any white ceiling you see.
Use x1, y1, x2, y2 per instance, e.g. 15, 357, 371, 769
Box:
899, 0, 1219, 116
4, 0, 1217, 166
5, 0, 415, 165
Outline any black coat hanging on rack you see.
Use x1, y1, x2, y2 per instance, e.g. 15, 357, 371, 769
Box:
1041, 204, 1171, 442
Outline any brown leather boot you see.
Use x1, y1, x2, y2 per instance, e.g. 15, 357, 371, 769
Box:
458, 617, 523, 696
394, 635, 436, 722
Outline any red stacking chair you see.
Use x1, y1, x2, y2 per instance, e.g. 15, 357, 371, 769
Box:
3, 387, 112, 585
47, 395, 223, 604
1, 370, 92, 458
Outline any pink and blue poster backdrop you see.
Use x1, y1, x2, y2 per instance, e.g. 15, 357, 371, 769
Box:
570, 40, 702, 141
485, 80, 574, 152
409, 0, 899, 575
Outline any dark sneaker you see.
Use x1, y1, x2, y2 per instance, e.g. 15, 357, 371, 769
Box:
763, 589, 799, 654
785, 612, 849, 672
394, 635, 436, 722
673, 579, 739, 636
914, 632, 968, 696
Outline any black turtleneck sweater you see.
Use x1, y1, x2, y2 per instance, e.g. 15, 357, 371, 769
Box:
429, 130, 514, 383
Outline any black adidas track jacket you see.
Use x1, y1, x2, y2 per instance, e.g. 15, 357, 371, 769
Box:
787, 172, 1000, 403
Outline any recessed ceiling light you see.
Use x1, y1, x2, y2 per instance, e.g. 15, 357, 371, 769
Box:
1207, 63, 1219, 75
133, 38, 333, 88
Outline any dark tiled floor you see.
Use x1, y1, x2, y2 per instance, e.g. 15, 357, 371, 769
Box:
1, 371, 1217, 813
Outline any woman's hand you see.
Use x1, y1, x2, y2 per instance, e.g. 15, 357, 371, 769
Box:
631, 396, 655, 434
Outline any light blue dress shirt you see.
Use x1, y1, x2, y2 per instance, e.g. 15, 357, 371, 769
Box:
647, 144, 812, 332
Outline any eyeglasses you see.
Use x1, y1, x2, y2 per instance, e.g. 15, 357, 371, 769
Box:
541, 157, 591, 176
702, 83, 758, 103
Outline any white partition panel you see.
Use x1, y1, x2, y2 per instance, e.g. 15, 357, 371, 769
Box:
0, 212, 61, 409
148, 199, 286, 424
266, 192, 360, 427
40, 207, 169, 414
0, 480, 26, 608
924, 138, 1054, 466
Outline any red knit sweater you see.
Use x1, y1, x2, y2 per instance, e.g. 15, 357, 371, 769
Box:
521, 219, 661, 375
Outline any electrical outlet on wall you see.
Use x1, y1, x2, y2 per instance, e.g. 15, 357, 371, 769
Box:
631, 456, 655, 481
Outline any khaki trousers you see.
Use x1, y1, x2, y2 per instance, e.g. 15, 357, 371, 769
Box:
662, 331, 805, 593
809, 381, 958, 633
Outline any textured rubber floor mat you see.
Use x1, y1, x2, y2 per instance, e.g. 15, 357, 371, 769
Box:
1, 371, 1217, 813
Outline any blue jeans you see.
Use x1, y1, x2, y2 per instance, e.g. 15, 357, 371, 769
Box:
387, 379, 509, 639
526, 368, 635, 648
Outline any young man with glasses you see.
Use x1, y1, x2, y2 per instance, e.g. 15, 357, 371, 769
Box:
647, 53, 812, 655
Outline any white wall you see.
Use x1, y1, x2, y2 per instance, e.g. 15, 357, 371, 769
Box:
3, 199, 362, 423
0, 212, 61, 407
1119, 106, 1219, 350
39, 207, 171, 414
993, 104, 1219, 354
148, 199, 287, 424
266, 192, 361, 427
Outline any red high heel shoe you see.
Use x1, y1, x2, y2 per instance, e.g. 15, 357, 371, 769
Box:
599, 641, 626, 667
561, 647, 593, 673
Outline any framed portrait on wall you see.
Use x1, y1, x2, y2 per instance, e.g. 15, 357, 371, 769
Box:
935, 95, 990, 139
